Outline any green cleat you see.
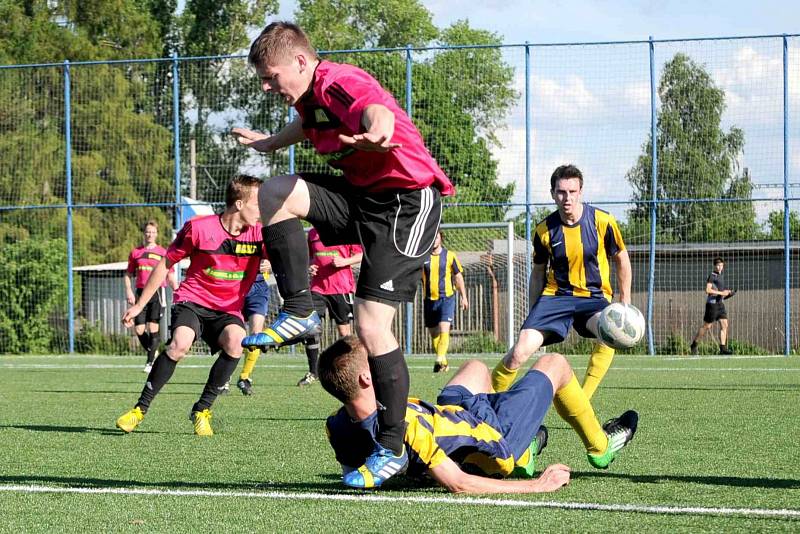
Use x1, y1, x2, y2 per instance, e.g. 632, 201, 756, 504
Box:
512, 425, 548, 478
588, 410, 638, 469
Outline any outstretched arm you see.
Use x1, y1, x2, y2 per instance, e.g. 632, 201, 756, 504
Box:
338, 104, 402, 152
232, 115, 305, 153
428, 456, 570, 494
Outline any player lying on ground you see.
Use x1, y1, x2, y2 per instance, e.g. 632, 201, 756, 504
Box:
319, 336, 639, 492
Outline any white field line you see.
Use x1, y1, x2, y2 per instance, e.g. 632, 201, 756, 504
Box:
0, 484, 797, 520
1, 362, 800, 372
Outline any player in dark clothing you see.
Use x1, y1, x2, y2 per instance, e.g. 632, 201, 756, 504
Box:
690, 257, 735, 355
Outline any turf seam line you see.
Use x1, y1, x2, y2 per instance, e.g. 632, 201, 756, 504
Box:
0, 484, 798, 519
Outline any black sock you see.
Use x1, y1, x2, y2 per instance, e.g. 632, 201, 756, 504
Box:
262, 220, 313, 316
136, 353, 178, 412
137, 331, 151, 352
193, 352, 240, 412
304, 336, 320, 375
146, 333, 159, 363
369, 348, 409, 456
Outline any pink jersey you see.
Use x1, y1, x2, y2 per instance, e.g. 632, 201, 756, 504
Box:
308, 228, 362, 295
294, 61, 455, 195
127, 245, 172, 289
166, 215, 263, 320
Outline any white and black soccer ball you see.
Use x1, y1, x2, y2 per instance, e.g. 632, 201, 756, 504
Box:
597, 303, 645, 349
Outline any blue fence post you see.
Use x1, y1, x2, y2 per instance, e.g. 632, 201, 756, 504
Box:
288, 107, 296, 174
405, 44, 414, 355
172, 52, 182, 231
783, 35, 791, 356
64, 60, 74, 354
646, 37, 658, 356
525, 42, 532, 293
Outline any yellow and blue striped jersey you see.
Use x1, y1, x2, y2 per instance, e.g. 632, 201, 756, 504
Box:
422, 247, 464, 301
326, 398, 524, 478
533, 204, 625, 301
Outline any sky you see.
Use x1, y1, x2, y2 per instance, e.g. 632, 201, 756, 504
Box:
268, 1, 800, 227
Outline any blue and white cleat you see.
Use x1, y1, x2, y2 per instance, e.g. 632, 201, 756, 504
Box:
241, 311, 321, 349
343, 445, 408, 489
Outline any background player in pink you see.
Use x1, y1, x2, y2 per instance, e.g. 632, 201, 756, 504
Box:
124, 220, 179, 373
115, 175, 265, 437
233, 22, 453, 486
298, 228, 363, 387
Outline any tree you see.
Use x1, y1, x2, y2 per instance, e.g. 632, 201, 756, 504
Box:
626, 53, 759, 243
765, 209, 800, 240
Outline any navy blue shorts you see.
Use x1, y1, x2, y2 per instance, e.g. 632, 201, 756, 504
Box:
436, 370, 553, 460
522, 295, 609, 346
423, 296, 456, 328
243, 278, 270, 320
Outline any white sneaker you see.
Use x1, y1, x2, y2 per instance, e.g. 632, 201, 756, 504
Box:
143, 362, 153, 374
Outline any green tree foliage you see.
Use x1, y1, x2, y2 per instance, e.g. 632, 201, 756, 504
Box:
295, 2, 517, 223
626, 53, 759, 243
0, 238, 68, 353
764, 209, 800, 240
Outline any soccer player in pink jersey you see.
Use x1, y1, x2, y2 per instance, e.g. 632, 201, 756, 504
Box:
124, 221, 179, 374
115, 175, 265, 437
297, 228, 363, 387
232, 22, 454, 486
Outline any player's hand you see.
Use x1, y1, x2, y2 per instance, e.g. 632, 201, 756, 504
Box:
460, 297, 469, 311
533, 464, 571, 492
122, 304, 143, 328
231, 127, 275, 153
724, 289, 736, 300
259, 259, 271, 274
332, 256, 349, 268
338, 132, 401, 152
126, 291, 136, 306
308, 264, 319, 276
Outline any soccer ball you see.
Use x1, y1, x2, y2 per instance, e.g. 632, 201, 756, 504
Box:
597, 303, 645, 349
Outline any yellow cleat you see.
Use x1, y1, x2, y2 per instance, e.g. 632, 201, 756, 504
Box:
190, 409, 214, 437
116, 407, 144, 433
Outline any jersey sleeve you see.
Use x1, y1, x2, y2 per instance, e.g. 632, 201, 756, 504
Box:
126, 250, 136, 275
321, 71, 389, 134
533, 229, 550, 265
603, 214, 626, 256
166, 220, 195, 264
450, 253, 464, 275
404, 413, 449, 470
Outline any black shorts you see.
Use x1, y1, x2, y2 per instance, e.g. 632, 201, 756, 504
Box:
134, 288, 165, 326
703, 302, 727, 324
312, 291, 354, 325
303, 173, 442, 303
170, 302, 245, 354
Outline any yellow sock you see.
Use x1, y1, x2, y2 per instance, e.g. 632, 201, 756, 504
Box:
553, 374, 608, 454
582, 342, 616, 399
435, 332, 450, 363
239, 347, 261, 381
491, 360, 519, 393
432, 334, 440, 354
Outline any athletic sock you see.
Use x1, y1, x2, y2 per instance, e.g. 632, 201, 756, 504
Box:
146, 332, 159, 364
553, 374, 608, 455
136, 331, 151, 352
582, 342, 615, 399
432, 334, 440, 354
304, 336, 320, 375
435, 332, 450, 363
135, 352, 178, 412
194, 352, 240, 412
369, 347, 409, 456
262, 220, 313, 317
491, 360, 519, 393
239, 347, 261, 381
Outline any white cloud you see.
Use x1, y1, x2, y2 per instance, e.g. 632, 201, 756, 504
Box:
535, 75, 603, 120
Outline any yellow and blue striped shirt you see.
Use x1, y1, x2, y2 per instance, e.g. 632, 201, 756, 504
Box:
533, 204, 625, 301
422, 247, 464, 301
326, 398, 527, 478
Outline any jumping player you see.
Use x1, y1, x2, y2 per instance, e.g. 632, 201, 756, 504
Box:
124, 220, 179, 373
320, 336, 638, 491
297, 228, 362, 387
422, 231, 469, 373
115, 175, 265, 436
491, 165, 631, 399
233, 22, 453, 485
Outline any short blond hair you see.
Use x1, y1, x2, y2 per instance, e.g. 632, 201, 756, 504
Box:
317, 336, 368, 403
248, 21, 318, 67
